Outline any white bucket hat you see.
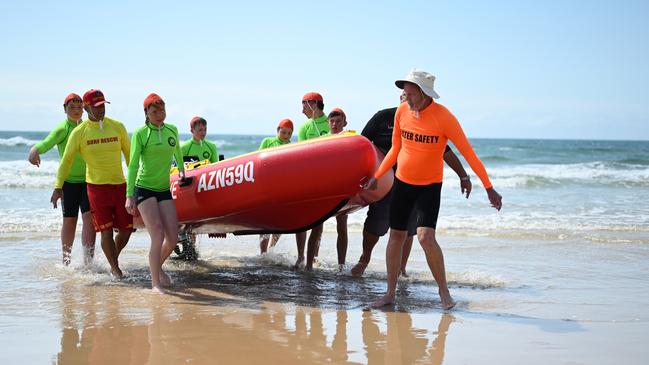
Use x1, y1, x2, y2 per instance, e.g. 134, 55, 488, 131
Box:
395, 68, 440, 99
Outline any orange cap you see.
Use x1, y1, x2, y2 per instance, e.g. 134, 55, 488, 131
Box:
302, 92, 323, 102
63, 93, 81, 106
278, 118, 294, 130
143, 93, 164, 109
190, 116, 206, 128
328, 107, 346, 119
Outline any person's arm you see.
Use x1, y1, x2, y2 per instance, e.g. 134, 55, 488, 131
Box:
172, 127, 184, 176
209, 142, 218, 163
120, 123, 131, 167
30, 125, 65, 167
443, 146, 472, 198
365, 112, 401, 190
373, 112, 401, 180
444, 114, 502, 210
126, 130, 142, 198
124, 130, 141, 215
54, 130, 80, 189
51, 128, 80, 208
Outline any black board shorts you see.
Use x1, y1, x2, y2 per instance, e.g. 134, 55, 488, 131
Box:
134, 187, 173, 206
389, 178, 442, 231
364, 186, 417, 237
61, 181, 90, 218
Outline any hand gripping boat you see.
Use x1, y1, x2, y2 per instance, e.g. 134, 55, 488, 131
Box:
162, 132, 393, 258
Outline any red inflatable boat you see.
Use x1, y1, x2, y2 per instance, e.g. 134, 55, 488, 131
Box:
168, 131, 393, 236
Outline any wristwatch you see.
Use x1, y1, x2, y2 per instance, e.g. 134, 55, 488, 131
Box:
460, 176, 470, 181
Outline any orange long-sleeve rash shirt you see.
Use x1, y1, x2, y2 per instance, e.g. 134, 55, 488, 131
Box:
374, 101, 493, 189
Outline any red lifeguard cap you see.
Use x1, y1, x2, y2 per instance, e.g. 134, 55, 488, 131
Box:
63, 93, 81, 106
143, 93, 164, 109
82, 89, 110, 107
302, 92, 323, 102
190, 116, 207, 128
328, 107, 346, 119
278, 118, 294, 130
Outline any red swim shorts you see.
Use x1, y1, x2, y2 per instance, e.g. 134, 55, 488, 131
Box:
86, 183, 133, 232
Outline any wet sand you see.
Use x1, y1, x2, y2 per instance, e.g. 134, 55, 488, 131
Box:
1, 231, 648, 364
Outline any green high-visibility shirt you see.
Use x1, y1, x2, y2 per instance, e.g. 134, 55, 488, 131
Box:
35, 118, 86, 183
127, 122, 183, 196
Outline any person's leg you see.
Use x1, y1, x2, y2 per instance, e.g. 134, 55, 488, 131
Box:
353, 193, 391, 276
157, 199, 179, 288
81, 212, 96, 266
335, 214, 348, 268
138, 197, 165, 292
112, 183, 133, 259
61, 181, 84, 265
259, 234, 270, 254
61, 217, 78, 266
415, 182, 454, 309
400, 235, 414, 277
294, 231, 306, 269
372, 178, 417, 307
417, 227, 455, 310
351, 230, 380, 276
87, 183, 121, 277
371, 229, 408, 308
99, 229, 121, 277
79, 184, 95, 266
269, 234, 281, 248
305, 224, 323, 271
400, 207, 419, 277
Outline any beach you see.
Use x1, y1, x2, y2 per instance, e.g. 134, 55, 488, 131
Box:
1, 132, 648, 364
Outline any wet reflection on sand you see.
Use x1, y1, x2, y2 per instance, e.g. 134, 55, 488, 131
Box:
56, 278, 454, 364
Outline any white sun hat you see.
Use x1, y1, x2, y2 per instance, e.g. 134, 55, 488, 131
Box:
395, 68, 440, 99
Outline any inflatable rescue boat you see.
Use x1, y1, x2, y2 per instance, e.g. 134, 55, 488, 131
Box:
169, 131, 393, 237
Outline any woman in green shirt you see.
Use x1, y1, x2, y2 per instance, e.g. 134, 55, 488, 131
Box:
125, 93, 184, 294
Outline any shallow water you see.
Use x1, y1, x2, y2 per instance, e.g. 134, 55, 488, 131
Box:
1, 133, 648, 363
1, 230, 648, 364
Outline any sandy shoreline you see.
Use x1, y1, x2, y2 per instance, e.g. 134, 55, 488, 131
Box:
1, 231, 648, 364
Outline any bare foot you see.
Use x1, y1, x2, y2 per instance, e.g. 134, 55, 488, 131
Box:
351, 262, 367, 277
151, 286, 166, 294
440, 291, 456, 310
370, 295, 395, 308
293, 256, 305, 271
399, 269, 409, 278
337, 264, 345, 273
159, 270, 172, 287
111, 267, 123, 279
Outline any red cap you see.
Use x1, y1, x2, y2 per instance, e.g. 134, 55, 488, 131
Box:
82, 89, 110, 107
143, 93, 164, 109
328, 107, 346, 119
277, 118, 294, 130
63, 93, 81, 106
302, 92, 323, 102
190, 116, 206, 128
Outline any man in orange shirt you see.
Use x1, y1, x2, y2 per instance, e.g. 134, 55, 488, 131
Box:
365, 69, 502, 309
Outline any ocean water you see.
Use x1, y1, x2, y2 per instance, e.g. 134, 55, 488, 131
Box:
2, 131, 648, 243
1, 130, 649, 363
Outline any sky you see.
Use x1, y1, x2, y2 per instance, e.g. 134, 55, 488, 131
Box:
0, 0, 647, 140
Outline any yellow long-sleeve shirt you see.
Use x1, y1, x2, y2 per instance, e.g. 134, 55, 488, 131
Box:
55, 117, 130, 188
